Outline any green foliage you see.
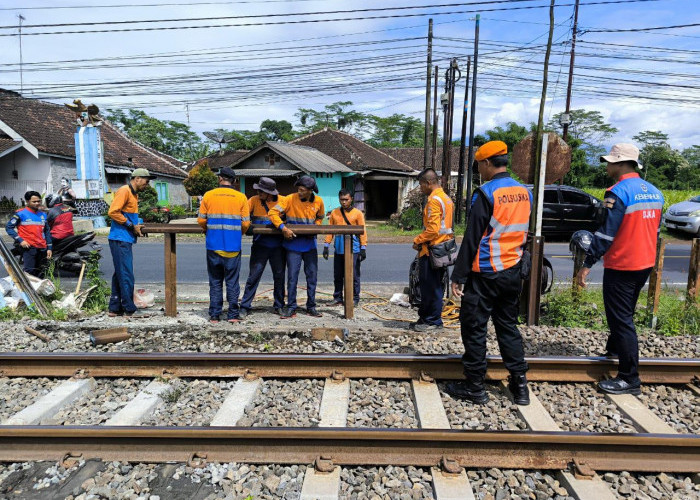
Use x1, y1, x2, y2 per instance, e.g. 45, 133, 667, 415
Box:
541, 287, 606, 328
655, 293, 700, 336
0, 196, 18, 211
548, 109, 618, 165
83, 250, 110, 313
105, 109, 209, 162
137, 185, 164, 223
582, 188, 696, 214
260, 119, 295, 142
170, 205, 187, 218
631, 131, 699, 190
184, 161, 219, 197
161, 386, 184, 403
388, 187, 424, 230
296, 101, 369, 136
366, 114, 424, 148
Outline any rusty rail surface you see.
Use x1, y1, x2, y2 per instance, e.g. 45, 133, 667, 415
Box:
0, 353, 697, 383
142, 223, 365, 319
1, 426, 698, 472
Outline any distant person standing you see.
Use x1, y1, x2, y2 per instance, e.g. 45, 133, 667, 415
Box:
447, 141, 532, 406
107, 168, 153, 317
269, 175, 325, 318
411, 168, 454, 332
239, 177, 286, 318
5, 191, 52, 276
198, 167, 250, 323
577, 143, 664, 395
323, 189, 367, 307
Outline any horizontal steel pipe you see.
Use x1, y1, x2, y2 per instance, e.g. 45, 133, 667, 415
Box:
142, 224, 365, 235
0, 353, 696, 384
0, 427, 698, 472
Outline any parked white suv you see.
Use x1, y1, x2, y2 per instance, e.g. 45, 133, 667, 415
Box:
663, 195, 700, 236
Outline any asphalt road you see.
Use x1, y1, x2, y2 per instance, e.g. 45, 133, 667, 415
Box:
80, 240, 692, 286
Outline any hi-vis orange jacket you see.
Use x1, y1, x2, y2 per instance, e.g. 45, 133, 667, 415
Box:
269, 192, 325, 252
413, 187, 454, 258
197, 186, 250, 252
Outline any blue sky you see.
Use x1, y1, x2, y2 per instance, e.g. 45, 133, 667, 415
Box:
1, 0, 698, 149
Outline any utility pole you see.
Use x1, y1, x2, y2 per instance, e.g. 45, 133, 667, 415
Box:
562, 0, 580, 141
431, 65, 439, 170
18, 14, 25, 96
185, 103, 190, 125
423, 19, 433, 169
441, 58, 460, 193
526, 0, 556, 326
456, 56, 471, 225
465, 14, 480, 220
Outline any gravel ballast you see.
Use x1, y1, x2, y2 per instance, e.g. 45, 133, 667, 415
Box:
467, 468, 575, 500
347, 379, 418, 428
602, 470, 700, 499
637, 385, 700, 434
532, 382, 640, 433
439, 383, 528, 431
0, 377, 59, 422
340, 465, 434, 499
237, 379, 324, 427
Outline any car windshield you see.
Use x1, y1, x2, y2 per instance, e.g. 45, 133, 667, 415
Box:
690, 195, 700, 203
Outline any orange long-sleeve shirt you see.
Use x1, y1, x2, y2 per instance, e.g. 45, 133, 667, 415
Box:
269, 192, 324, 252
413, 187, 454, 257
324, 207, 367, 247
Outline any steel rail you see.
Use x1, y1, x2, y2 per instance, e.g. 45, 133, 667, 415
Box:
0, 353, 697, 383
0, 426, 698, 472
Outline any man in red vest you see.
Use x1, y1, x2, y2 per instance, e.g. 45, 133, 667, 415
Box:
5, 191, 53, 276
448, 141, 532, 406
577, 143, 664, 395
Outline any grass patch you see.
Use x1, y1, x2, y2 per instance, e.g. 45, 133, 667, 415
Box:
541, 284, 700, 336
582, 188, 696, 214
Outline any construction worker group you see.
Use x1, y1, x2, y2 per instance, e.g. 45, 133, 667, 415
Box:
8, 137, 659, 407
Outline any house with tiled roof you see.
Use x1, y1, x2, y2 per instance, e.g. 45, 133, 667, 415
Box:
291, 128, 417, 218
0, 89, 189, 216
188, 148, 249, 173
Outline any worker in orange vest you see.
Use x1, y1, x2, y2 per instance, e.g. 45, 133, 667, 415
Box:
448, 141, 532, 406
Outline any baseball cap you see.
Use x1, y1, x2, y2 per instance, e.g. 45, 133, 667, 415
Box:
217, 166, 236, 179
600, 143, 643, 169
131, 168, 155, 179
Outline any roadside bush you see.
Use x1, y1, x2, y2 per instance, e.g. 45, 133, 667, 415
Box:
655, 293, 700, 336
170, 205, 187, 218
184, 161, 218, 196
582, 188, 695, 214
389, 187, 424, 230
541, 286, 606, 328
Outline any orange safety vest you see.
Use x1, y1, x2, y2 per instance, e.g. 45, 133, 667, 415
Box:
414, 187, 454, 258
472, 176, 532, 273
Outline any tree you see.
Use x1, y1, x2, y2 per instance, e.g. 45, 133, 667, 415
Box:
106, 109, 209, 162
183, 160, 219, 196
631, 131, 691, 189
260, 119, 295, 142
484, 122, 531, 153
296, 101, 369, 135
366, 114, 424, 147
548, 109, 618, 164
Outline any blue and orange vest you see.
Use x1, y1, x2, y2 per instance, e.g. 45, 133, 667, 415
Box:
604, 173, 663, 271
249, 194, 283, 248
7, 207, 49, 249
108, 185, 140, 244
268, 193, 325, 252
197, 186, 250, 252
473, 176, 532, 273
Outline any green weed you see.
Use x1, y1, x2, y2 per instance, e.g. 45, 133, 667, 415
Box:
82, 250, 110, 313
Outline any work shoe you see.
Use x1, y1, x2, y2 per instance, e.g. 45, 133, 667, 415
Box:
274, 307, 283, 315
412, 323, 443, 332
124, 310, 147, 318
508, 373, 530, 406
238, 309, 249, 320
279, 307, 296, 319
329, 300, 343, 307
354, 299, 360, 307
444, 380, 489, 405
306, 308, 323, 317
209, 317, 220, 324
602, 351, 618, 359
598, 377, 641, 395
107, 310, 123, 317
227, 318, 241, 324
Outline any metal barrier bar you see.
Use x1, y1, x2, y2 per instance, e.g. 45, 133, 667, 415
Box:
143, 224, 365, 318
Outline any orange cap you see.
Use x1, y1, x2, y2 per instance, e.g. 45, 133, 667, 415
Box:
475, 140, 508, 161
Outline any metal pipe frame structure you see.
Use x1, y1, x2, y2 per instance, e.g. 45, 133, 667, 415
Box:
0, 353, 696, 384
143, 224, 364, 319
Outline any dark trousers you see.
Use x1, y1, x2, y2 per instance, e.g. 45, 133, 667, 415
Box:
459, 266, 528, 381
603, 267, 652, 383
333, 252, 361, 304
240, 244, 285, 311
22, 247, 47, 277
108, 240, 137, 314
206, 250, 241, 320
286, 248, 318, 312
418, 255, 445, 326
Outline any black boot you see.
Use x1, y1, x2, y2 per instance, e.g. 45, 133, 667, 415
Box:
508, 373, 530, 406
445, 379, 489, 405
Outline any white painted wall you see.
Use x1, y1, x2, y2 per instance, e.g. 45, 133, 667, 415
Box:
0, 150, 51, 202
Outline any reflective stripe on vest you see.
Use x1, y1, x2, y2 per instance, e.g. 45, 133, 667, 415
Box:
431, 195, 454, 235
473, 178, 531, 273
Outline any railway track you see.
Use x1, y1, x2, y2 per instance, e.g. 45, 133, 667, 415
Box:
1, 353, 699, 499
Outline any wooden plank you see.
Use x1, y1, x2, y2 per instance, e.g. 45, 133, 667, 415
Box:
431, 468, 476, 500
412, 380, 450, 429
605, 393, 678, 434
164, 232, 177, 317
319, 379, 350, 427
344, 235, 353, 319
499, 381, 559, 432
647, 238, 666, 328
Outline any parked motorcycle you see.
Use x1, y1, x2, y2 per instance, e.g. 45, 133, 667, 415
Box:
12, 231, 101, 275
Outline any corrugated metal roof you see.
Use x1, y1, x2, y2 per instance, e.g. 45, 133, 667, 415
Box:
267, 142, 353, 173
234, 169, 300, 178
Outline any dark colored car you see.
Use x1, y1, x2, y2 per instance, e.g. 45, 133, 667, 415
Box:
526, 185, 603, 238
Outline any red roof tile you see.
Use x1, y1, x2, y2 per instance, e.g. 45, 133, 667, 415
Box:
190, 149, 249, 172
380, 146, 469, 173
0, 93, 187, 178
291, 128, 413, 173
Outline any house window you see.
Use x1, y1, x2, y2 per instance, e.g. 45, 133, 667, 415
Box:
155, 181, 169, 206
264, 153, 281, 166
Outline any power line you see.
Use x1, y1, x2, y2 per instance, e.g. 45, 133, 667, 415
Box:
583, 22, 700, 33
0, 0, 322, 10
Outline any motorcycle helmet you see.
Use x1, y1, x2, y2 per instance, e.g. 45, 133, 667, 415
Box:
45, 193, 60, 208
569, 230, 593, 255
